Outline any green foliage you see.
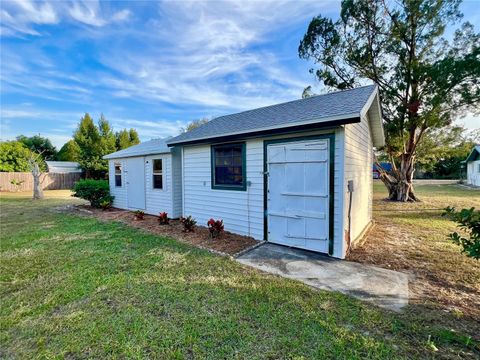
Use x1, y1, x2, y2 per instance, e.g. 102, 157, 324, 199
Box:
443, 207, 480, 259
100, 197, 113, 211
0, 141, 33, 172
181, 118, 209, 133
116, 128, 140, 150
73, 114, 114, 178
57, 140, 81, 162
72, 179, 112, 208
16, 134, 57, 160
299, 0, 479, 198
181, 215, 196, 232
414, 126, 476, 178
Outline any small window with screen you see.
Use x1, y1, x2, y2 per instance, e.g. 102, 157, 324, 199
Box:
114, 162, 122, 187
153, 159, 163, 189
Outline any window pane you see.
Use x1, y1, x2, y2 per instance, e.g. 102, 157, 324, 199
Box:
213, 143, 245, 188
115, 174, 122, 187
153, 174, 163, 189
153, 159, 162, 172
114, 163, 121, 175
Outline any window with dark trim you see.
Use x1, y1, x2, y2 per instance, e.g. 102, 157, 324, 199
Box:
211, 142, 246, 190
114, 162, 122, 187
152, 159, 163, 189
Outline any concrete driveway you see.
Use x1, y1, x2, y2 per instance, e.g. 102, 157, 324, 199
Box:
236, 243, 409, 312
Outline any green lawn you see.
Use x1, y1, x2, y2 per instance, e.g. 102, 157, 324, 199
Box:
0, 189, 479, 359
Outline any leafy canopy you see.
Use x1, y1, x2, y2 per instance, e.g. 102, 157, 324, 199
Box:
0, 141, 33, 172
16, 134, 57, 160
116, 128, 140, 150
57, 140, 81, 162
299, 0, 479, 157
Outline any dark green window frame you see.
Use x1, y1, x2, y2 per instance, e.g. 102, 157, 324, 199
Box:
211, 142, 247, 191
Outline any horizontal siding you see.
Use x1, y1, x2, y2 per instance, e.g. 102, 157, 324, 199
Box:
343, 114, 373, 255
171, 147, 183, 218
145, 154, 173, 216
182, 129, 345, 258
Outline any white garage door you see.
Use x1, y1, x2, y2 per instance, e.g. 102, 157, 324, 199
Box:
267, 139, 330, 253
126, 157, 146, 210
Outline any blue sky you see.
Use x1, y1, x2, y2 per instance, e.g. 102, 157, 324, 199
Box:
1, 0, 478, 149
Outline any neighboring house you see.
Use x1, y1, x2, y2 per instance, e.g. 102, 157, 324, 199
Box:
465, 145, 480, 187
45, 161, 81, 173
373, 162, 392, 179
103, 138, 183, 219
104, 84, 384, 259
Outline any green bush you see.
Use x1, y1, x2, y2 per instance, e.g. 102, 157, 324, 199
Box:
72, 179, 113, 208
443, 207, 480, 260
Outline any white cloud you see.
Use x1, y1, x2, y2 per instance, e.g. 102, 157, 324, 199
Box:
0, 0, 131, 36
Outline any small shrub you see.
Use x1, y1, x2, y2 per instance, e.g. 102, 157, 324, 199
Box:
443, 207, 480, 260
181, 215, 196, 232
72, 179, 111, 208
207, 218, 224, 238
100, 196, 114, 211
158, 212, 169, 225
10, 179, 25, 191
133, 210, 145, 220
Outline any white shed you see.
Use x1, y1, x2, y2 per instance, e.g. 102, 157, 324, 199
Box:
103, 138, 182, 218
465, 145, 480, 187
167, 85, 384, 259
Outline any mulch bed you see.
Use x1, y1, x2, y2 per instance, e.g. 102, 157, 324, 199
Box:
71, 206, 259, 256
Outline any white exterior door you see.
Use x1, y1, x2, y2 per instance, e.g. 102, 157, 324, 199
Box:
126, 157, 146, 210
267, 139, 330, 253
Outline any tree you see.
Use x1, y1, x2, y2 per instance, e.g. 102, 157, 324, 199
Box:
299, 0, 480, 201
116, 128, 140, 150
180, 118, 209, 133
17, 134, 57, 160
57, 140, 81, 161
28, 152, 45, 200
73, 113, 112, 178
444, 207, 479, 259
0, 141, 33, 172
414, 125, 475, 178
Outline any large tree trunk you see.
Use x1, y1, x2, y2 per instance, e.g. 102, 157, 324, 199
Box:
31, 162, 44, 200
375, 154, 418, 202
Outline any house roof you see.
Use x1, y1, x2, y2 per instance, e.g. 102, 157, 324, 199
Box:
103, 138, 171, 160
465, 145, 480, 162
167, 84, 385, 147
45, 161, 81, 173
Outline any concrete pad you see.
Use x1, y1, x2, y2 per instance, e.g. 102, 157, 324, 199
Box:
237, 243, 409, 312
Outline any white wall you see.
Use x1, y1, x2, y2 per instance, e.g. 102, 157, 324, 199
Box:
181, 128, 346, 258
343, 113, 374, 255
109, 153, 182, 217
467, 160, 480, 186
171, 147, 183, 218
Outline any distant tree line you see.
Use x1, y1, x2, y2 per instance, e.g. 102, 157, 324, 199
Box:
0, 113, 140, 178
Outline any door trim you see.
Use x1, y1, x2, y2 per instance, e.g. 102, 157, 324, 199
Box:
263, 133, 335, 255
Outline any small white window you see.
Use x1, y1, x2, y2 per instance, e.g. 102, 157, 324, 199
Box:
152, 159, 163, 189
114, 162, 122, 187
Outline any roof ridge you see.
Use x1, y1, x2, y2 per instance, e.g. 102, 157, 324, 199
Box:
213, 84, 376, 121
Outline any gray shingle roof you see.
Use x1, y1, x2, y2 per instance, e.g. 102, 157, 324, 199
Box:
103, 138, 171, 160
465, 145, 480, 162
167, 85, 377, 145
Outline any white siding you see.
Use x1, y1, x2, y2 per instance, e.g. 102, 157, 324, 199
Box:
109, 159, 127, 209
171, 147, 183, 218
144, 154, 173, 216
108, 152, 183, 217
181, 129, 345, 257
467, 160, 480, 186
343, 113, 374, 256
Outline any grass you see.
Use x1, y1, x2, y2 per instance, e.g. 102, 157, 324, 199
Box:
1, 188, 479, 359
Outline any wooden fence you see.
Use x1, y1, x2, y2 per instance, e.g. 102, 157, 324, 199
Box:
0, 172, 82, 192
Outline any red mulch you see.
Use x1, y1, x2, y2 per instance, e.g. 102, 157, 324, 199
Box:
73, 206, 258, 256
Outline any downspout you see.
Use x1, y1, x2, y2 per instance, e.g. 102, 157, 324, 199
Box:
346, 180, 354, 254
